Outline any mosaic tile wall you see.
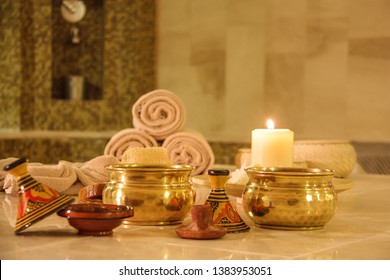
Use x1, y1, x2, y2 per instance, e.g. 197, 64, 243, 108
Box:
0, 0, 243, 165
0, 135, 247, 165
0, 136, 110, 164
0, 0, 156, 132
0, 0, 22, 130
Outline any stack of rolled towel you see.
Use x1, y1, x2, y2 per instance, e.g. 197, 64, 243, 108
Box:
104, 89, 215, 175
0, 89, 214, 196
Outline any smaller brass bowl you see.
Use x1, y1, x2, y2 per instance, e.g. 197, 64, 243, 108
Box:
243, 167, 337, 230
103, 164, 195, 225
57, 203, 134, 236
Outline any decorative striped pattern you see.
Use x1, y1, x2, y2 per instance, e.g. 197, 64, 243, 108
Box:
357, 155, 390, 175
207, 189, 230, 202
17, 174, 39, 192
352, 142, 390, 175
206, 189, 250, 233
7, 159, 75, 234
15, 195, 74, 234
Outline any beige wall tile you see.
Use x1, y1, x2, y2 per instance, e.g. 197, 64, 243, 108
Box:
265, 0, 306, 54
349, 0, 390, 38
158, 0, 390, 142
347, 56, 390, 141
225, 26, 265, 142
264, 53, 305, 132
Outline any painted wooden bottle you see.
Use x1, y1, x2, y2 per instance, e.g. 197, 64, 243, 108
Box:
3, 158, 74, 234
205, 169, 250, 233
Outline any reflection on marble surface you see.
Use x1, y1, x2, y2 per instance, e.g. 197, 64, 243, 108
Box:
2, 195, 17, 227
1, 173, 389, 260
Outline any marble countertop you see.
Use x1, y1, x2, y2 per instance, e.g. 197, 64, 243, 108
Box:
1, 173, 390, 260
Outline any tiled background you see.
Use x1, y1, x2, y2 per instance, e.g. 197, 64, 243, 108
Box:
0, 0, 155, 132
1, 0, 390, 168
157, 0, 390, 143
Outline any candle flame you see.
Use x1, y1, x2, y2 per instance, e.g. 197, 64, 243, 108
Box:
266, 119, 274, 129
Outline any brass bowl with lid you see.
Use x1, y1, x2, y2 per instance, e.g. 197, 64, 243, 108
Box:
103, 164, 195, 225
243, 167, 337, 230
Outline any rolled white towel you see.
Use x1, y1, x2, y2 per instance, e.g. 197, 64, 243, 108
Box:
104, 128, 158, 161
162, 131, 214, 175
132, 89, 186, 141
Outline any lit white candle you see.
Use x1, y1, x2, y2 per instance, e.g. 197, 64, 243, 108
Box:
251, 119, 294, 167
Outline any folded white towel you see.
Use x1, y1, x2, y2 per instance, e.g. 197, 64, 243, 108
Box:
1, 155, 120, 195
162, 131, 215, 175
104, 128, 158, 160
67, 155, 120, 186
132, 89, 186, 141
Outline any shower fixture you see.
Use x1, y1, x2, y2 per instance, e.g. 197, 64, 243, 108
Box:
60, 0, 86, 44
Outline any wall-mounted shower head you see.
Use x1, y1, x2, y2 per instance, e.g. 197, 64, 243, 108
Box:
61, 0, 86, 23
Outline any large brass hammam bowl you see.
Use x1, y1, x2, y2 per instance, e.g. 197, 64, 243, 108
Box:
243, 167, 338, 230
103, 164, 195, 225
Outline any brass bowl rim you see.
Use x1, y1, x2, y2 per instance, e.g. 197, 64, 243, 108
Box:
245, 166, 335, 176
105, 164, 194, 172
